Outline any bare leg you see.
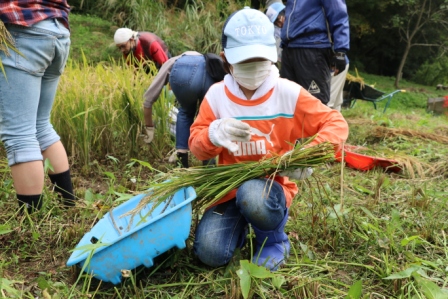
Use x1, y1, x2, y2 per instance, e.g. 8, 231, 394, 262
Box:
42, 140, 70, 174
11, 161, 45, 195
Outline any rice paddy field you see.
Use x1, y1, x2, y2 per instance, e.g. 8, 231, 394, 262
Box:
1, 12, 448, 299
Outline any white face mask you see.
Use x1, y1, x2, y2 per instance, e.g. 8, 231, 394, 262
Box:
231, 61, 272, 90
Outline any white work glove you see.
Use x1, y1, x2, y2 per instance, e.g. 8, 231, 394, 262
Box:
143, 127, 155, 144
280, 167, 313, 180
209, 118, 251, 153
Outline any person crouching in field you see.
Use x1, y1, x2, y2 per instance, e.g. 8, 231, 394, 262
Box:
188, 7, 349, 271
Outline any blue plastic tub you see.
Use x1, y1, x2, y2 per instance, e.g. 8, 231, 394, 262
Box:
67, 186, 196, 284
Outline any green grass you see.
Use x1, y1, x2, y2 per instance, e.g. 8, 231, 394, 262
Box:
68, 14, 121, 64
1, 12, 448, 299
1, 64, 448, 298
68, 3, 237, 60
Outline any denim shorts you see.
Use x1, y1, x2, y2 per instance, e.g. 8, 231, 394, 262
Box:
0, 18, 70, 166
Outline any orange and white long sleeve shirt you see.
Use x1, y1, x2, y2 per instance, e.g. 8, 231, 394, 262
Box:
189, 68, 349, 207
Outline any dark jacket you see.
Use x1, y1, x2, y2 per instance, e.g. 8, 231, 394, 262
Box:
281, 0, 350, 53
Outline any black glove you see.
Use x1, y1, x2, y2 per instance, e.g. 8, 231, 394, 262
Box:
331, 52, 347, 76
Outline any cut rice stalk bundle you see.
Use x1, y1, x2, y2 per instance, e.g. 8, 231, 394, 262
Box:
124, 137, 335, 221
0, 20, 22, 77
0, 21, 14, 55
346, 68, 366, 89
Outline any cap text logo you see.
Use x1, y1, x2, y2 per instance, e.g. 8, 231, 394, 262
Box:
234, 25, 267, 36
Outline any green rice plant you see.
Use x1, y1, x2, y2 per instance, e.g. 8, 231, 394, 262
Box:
54, 55, 149, 171
149, 86, 177, 159
53, 54, 176, 171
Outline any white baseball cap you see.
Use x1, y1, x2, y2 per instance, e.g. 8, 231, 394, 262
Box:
222, 7, 277, 64
266, 2, 285, 23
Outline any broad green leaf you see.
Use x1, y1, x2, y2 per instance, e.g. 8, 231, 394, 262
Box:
384, 265, 422, 279
69, 237, 110, 256
413, 273, 448, 299
353, 184, 374, 195
32, 231, 40, 240
359, 206, 376, 219
36, 276, 51, 291
344, 280, 362, 299
420, 259, 441, 270
272, 275, 286, 289
103, 171, 116, 180
237, 261, 251, 299
245, 262, 275, 279
361, 221, 382, 233
132, 158, 155, 170
300, 242, 315, 260
44, 158, 54, 173
328, 204, 351, 219
106, 155, 119, 164
0, 277, 23, 298
401, 235, 422, 246
0, 224, 12, 235
84, 189, 95, 203
113, 192, 134, 203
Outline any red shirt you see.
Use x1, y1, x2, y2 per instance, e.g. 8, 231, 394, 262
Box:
0, 0, 70, 29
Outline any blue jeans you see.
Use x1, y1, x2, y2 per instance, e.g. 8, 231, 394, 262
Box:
0, 19, 70, 166
194, 179, 287, 267
169, 54, 215, 150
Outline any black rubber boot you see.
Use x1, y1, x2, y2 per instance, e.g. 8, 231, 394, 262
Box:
48, 169, 76, 207
177, 152, 189, 168
202, 158, 216, 167
17, 194, 42, 214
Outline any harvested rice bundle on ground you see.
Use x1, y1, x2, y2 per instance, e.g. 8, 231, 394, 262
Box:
373, 126, 448, 145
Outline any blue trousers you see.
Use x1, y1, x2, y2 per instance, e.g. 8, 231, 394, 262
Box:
193, 179, 287, 267
169, 54, 215, 150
